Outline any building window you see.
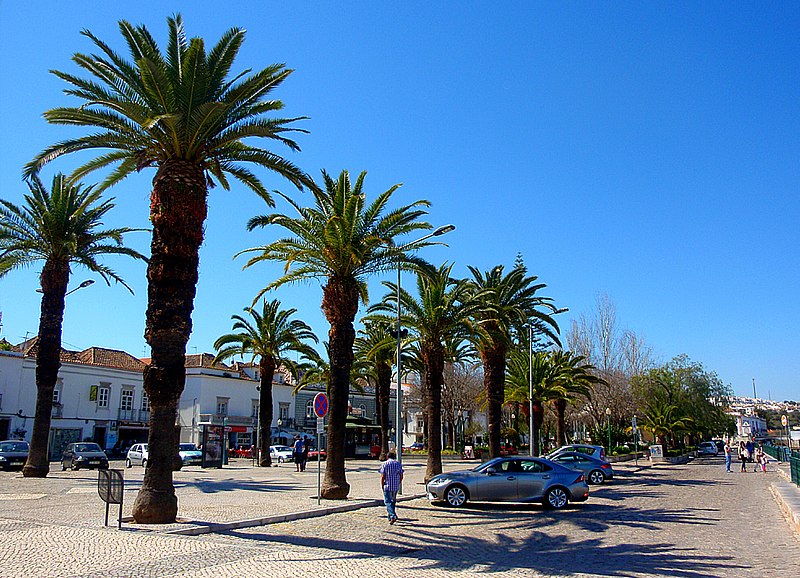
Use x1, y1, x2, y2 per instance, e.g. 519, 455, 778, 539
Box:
141, 393, 150, 411
52, 388, 61, 405
279, 402, 289, 421
305, 399, 314, 418
252, 400, 259, 419
98, 386, 110, 408
216, 398, 229, 416
360, 404, 367, 417
120, 389, 134, 411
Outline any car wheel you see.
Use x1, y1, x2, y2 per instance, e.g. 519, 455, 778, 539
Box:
278, 457, 285, 463
544, 487, 569, 509
589, 470, 605, 485
142, 459, 147, 468
445, 485, 468, 507
125, 458, 132, 468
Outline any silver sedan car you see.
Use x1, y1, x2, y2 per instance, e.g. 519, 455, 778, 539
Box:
426, 457, 590, 509
548, 451, 614, 484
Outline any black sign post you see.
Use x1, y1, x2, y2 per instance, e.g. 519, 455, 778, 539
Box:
97, 468, 124, 528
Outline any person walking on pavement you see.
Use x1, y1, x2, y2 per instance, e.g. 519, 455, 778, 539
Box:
724, 440, 732, 472
379, 450, 404, 524
738, 441, 749, 472
293, 435, 304, 472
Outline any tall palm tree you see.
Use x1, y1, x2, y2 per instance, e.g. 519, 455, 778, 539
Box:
0, 173, 144, 477
642, 401, 694, 448
239, 169, 431, 498
353, 321, 394, 460
467, 265, 561, 458
370, 263, 477, 480
213, 299, 318, 467
24, 15, 311, 523
549, 351, 603, 447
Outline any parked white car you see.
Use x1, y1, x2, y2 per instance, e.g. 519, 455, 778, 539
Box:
126, 443, 149, 468
178, 443, 203, 466
270, 445, 294, 463
698, 441, 719, 456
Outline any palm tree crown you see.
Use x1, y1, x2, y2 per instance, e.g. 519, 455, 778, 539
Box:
24, 14, 310, 198
240, 169, 432, 301
0, 173, 144, 284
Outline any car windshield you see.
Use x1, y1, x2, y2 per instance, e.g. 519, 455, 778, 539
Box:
273, 446, 291, 452
179, 444, 198, 451
75, 443, 101, 452
0, 441, 28, 452
473, 458, 505, 472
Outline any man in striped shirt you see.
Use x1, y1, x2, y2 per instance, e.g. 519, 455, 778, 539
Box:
379, 451, 404, 524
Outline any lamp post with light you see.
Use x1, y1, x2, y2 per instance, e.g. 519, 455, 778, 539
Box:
528, 323, 535, 456
606, 407, 612, 454
36, 278, 95, 296
392, 224, 455, 493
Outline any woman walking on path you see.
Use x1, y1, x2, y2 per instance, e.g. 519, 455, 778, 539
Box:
738, 441, 749, 472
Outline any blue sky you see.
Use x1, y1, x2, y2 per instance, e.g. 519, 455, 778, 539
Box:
1, 3, 798, 401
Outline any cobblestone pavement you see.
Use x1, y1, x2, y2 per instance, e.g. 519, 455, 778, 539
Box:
0, 456, 798, 577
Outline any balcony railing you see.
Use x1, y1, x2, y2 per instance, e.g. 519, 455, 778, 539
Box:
138, 409, 150, 423
117, 408, 136, 421
51, 403, 63, 418
198, 413, 255, 426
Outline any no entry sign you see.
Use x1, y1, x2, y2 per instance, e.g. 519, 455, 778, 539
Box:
313, 392, 329, 418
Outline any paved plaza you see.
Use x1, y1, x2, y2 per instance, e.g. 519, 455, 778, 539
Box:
0, 455, 798, 577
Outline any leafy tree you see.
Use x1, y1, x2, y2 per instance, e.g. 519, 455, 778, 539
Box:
0, 173, 144, 477
25, 15, 311, 523
549, 351, 603, 447
467, 265, 561, 458
213, 299, 317, 466
370, 263, 477, 480
239, 169, 430, 498
632, 355, 733, 446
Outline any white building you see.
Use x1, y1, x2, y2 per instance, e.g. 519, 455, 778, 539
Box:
1, 340, 394, 459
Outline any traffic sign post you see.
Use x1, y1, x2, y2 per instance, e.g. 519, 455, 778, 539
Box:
313, 393, 328, 505
783, 415, 790, 454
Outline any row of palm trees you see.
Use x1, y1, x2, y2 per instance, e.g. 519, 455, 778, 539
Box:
0, 15, 602, 524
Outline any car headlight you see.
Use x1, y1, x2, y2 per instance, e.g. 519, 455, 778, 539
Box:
427, 477, 451, 486
76, 456, 88, 461
0, 456, 7, 461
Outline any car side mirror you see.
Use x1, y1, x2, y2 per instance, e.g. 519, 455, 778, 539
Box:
485, 467, 497, 475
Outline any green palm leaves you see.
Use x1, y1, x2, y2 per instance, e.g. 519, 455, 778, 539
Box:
0, 174, 145, 286
241, 169, 432, 301
25, 14, 310, 200
213, 299, 318, 369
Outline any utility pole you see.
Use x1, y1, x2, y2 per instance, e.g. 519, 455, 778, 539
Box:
752, 378, 757, 400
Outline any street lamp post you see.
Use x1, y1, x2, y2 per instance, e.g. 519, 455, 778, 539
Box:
393, 224, 455, 493
277, 418, 282, 446
528, 323, 535, 456
37, 279, 95, 296
605, 407, 612, 454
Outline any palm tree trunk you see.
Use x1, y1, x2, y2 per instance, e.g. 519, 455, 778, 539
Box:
320, 276, 358, 499
423, 342, 444, 481
377, 362, 391, 461
23, 259, 68, 478
554, 398, 568, 447
132, 160, 207, 524
481, 343, 506, 459
259, 358, 275, 467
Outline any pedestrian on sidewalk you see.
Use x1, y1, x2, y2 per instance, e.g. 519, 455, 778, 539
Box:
379, 450, 404, 524
301, 435, 311, 472
738, 441, 749, 472
294, 435, 304, 472
724, 440, 732, 472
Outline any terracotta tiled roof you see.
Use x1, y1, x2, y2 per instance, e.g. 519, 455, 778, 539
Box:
76, 347, 146, 371
13, 337, 145, 372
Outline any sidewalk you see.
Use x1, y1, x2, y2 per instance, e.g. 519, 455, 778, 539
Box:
772, 462, 800, 534
0, 456, 436, 535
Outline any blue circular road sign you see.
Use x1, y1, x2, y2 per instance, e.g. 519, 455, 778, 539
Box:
314, 392, 329, 417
